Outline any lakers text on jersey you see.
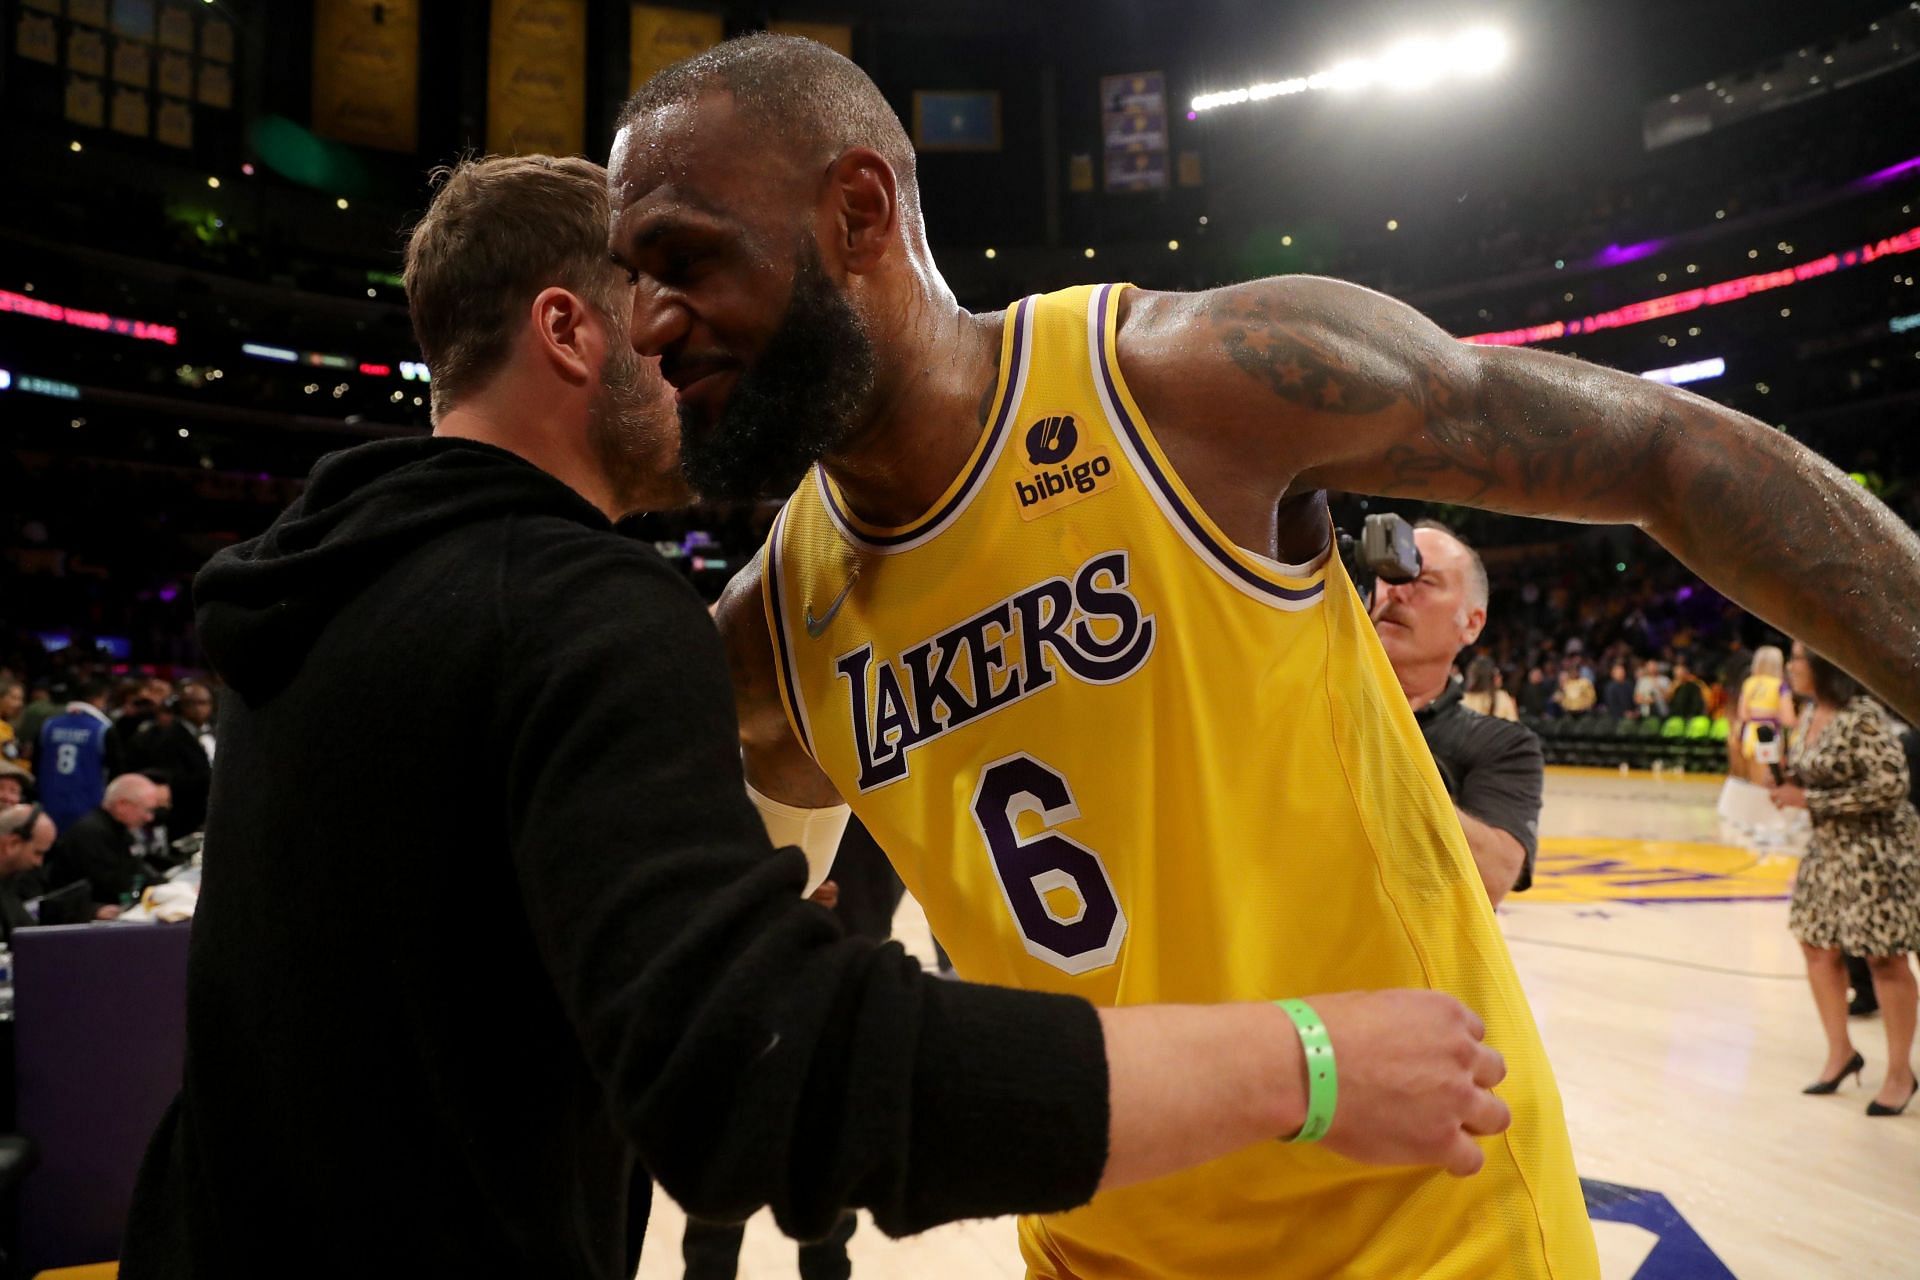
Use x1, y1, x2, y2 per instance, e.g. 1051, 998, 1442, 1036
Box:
763, 284, 1600, 1279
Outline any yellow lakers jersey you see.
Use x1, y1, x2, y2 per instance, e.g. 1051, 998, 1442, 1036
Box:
763, 284, 1598, 1279
1741, 673, 1785, 722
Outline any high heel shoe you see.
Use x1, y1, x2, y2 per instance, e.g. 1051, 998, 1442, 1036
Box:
1866, 1078, 1917, 1117
1803, 1050, 1865, 1094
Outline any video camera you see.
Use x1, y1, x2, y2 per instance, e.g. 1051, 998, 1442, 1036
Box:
1340, 512, 1423, 608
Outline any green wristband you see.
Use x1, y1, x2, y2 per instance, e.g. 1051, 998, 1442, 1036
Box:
1276, 999, 1337, 1143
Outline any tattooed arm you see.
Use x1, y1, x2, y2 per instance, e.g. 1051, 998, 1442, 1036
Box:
1116, 276, 1920, 722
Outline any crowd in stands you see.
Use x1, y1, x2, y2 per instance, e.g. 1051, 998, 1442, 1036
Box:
1438, 538, 1782, 751
1325, 70, 1918, 300
0, 660, 217, 938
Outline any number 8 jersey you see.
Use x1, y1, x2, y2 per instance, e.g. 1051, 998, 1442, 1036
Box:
762, 284, 1598, 1280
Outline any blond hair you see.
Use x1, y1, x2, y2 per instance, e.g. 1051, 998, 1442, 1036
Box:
1750, 645, 1785, 680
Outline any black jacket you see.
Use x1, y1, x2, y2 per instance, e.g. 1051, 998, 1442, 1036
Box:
46, 806, 150, 908
125, 716, 213, 834
123, 437, 1107, 1279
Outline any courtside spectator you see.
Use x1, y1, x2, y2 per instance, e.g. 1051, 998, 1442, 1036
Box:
0, 680, 26, 776
178, 681, 217, 766
1668, 661, 1710, 720
0, 761, 30, 807
0, 803, 58, 942
128, 691, 214, 833
45, 772, 161, 915
38, 677, 123, 831
1635, 660, 1670, 720
1602, 663, 1638, 718
14, 682, 58, 769
1519, 666, 1553, 719
1461, 656, 1519, 722
1555, 665, 1597, 717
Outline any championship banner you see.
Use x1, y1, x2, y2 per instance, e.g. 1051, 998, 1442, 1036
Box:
68, 27, 108, 77
630, 4, 722, 92
488, 0, 586, 157
1101, 70, 1168, 194
769, 20, 851, 58
312, 0, 420, 153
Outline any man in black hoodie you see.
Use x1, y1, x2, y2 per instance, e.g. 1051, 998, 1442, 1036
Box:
122, 156, 1509, 1278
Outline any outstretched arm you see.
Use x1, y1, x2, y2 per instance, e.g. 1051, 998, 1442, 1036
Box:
1127, 277, 1920, 721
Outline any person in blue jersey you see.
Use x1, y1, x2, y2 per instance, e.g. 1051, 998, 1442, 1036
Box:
36, 677, 122, 832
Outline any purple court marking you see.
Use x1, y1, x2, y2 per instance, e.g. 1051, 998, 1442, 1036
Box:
1581, 1178, 1735, 1279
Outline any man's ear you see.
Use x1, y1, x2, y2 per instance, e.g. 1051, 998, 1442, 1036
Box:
822, 146, 898, 275
530, 286, 598, 386
1461, 605, 1487, 649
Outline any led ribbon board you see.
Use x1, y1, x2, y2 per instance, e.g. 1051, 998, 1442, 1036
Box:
1465, 226, 1920, 347
0, 289, 179, 345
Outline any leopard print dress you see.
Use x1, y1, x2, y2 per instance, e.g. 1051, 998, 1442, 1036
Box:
1787, 697, 1920, 956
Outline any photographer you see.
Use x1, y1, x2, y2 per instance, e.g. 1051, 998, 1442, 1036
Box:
1371, 521, 1544, 905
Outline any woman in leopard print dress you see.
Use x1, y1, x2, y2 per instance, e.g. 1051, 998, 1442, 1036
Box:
1776, 643, 1920, 1115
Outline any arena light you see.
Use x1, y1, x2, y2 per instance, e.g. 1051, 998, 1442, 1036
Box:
358, 362, 391, 377
1892, 311, 1920, 334
1638, 357, 1725, 386
399, 360, 431, 382
0, 288, 179, 345
242, 342, 298, 363
1464, 224, 1920, 347
13, 374, 82, 400
1190, 25, 1508, 113
0, 368, 9, 390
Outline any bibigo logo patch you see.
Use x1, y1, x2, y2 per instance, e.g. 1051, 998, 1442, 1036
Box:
1014, 414, 1115, 520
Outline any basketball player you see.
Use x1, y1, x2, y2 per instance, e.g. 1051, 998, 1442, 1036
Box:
608, 36, 1920, 1278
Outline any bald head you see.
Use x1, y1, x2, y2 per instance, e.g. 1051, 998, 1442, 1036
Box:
104, 773, 162, 831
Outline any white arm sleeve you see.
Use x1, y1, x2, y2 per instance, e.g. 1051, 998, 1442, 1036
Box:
746, 782, 851, 898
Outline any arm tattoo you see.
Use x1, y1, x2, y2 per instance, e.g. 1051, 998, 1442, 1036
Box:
1384, 361, 1681, 510
1206, 277, 1920, 719
1210, 291, 1396, 416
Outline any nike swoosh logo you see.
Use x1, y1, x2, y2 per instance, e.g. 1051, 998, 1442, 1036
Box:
804, 566, 861, 639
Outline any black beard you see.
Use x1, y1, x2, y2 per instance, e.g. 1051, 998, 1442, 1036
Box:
677, 241, 876, 502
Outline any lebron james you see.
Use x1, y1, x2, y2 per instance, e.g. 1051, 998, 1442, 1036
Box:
608, 34, 1920, 1280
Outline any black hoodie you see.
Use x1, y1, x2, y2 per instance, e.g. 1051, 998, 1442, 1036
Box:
122, 437, 1107, 1279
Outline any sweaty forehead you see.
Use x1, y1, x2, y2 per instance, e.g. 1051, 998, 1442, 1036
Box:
610, 93, 802, 227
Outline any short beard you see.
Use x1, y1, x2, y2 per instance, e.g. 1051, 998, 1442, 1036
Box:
589, 334, 684, 515
677, 239, 876, 502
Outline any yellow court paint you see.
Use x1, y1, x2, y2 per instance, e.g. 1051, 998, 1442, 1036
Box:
1526, 836, 1796, 904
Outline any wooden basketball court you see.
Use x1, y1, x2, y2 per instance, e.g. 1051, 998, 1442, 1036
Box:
638, 769, 1920, 1279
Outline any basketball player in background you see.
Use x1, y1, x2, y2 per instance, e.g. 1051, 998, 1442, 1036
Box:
609, 35, 1920, 1279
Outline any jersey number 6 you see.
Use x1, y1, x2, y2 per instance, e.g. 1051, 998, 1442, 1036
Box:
970, 753, 1127, 975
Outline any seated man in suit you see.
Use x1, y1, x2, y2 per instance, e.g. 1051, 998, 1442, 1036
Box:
46, 773, 163, 916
